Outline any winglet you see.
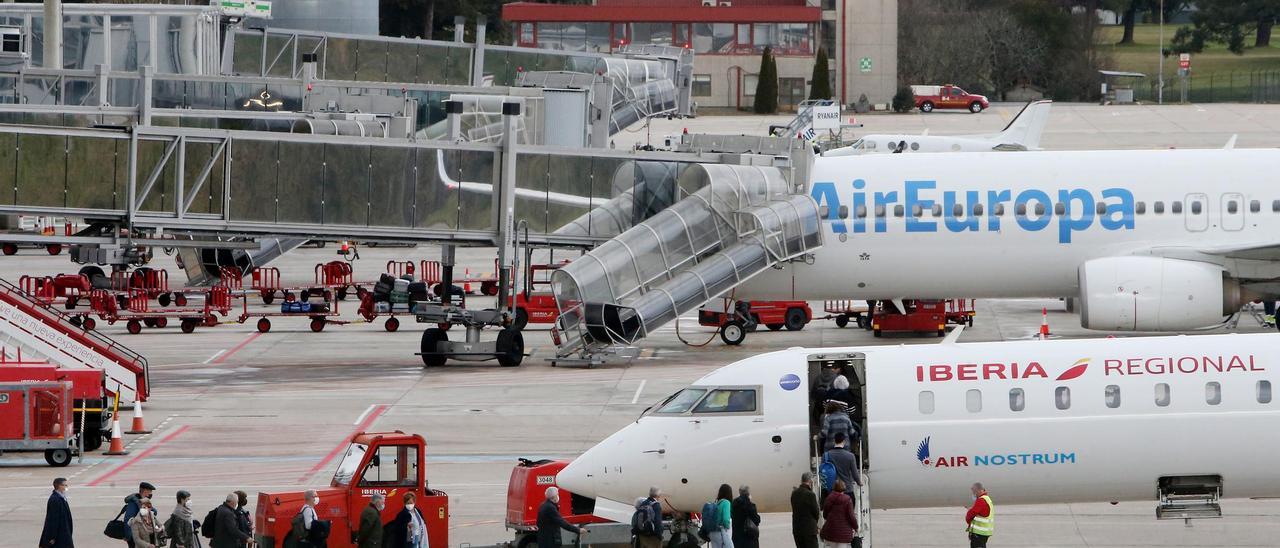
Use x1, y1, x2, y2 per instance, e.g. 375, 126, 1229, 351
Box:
1224, 134, 1238, 149
941, 324, 964, 344
994, 100, 1052, 150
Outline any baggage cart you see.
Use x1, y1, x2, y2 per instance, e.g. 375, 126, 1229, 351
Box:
825, 299, 872, 329
79, 286, 232, 334
236, 287, 344, 333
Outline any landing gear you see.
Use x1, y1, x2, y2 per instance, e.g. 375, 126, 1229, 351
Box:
420, 328, 448, 367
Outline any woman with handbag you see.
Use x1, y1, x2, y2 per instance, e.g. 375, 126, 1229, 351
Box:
730, 485, 761, 548
129, 498, 166, 548
820, 481, 858, 548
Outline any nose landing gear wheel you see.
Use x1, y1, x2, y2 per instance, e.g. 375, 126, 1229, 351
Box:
420, 328, 448, 367
720, 321, 747, 345
496, 327, 525, 367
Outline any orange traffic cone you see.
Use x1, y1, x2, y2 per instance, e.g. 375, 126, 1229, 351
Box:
127, 401, 151, 434
463, 268, 472, 294
1039, 308, 1050, 340
104, 418, 129, 455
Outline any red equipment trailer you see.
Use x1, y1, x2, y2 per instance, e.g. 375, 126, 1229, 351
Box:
81, 286, 232, 334
698, 299, 813, 345
0, 366, 109, 452
0, 381, 78, 466
512, 260, 571, 331
825, 300, 872, 329
871, 299, 950, 337
254, 431, 448, 548
946, 298, 977, 326
21, 274, 91, 310
504, 459, 611, 546
237, 286, 343, 333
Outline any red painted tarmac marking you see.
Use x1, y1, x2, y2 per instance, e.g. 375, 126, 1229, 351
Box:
87, 425, 191, 487
213, 332, 263, 364
299, 404, 388, 482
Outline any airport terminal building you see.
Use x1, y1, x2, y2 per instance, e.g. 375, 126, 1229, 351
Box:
501, 0, 897, 111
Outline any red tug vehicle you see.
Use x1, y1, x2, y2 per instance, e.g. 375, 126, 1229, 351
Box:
698, 299, 813, 345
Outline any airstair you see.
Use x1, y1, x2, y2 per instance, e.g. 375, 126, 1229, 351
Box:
773, 99, 839, 139
0, 278, 148, 402
550, 163, 821, 359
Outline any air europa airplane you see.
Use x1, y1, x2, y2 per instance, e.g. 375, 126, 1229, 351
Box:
736, 147, 1280, 331
556, 333, 1280, 530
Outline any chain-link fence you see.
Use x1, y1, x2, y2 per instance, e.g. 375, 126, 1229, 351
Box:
1131, 70, 1280, 103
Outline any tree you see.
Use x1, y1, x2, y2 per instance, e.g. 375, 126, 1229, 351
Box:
379, 0, 510, 44
809, 47, 832, 100
753, 46, 778, 114
1172, 0, 1280, 54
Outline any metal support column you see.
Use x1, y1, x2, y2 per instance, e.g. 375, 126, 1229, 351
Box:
440, 245, 455, 307
139, 65, 153, 126
43, 0, 61, 69
453, 16, 465, 43
471, 17, 487, 88
494, 101, 521, 315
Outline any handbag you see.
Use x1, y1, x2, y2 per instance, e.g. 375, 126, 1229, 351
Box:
745, 518, 759, 536
104, 506, 129, 539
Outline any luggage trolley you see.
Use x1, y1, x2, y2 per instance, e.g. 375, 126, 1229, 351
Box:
825, 300, 872, 329
81, 286, 231, 334
236, 287, 344, 333
358, 265, 439, 332
20, 274, 91, 310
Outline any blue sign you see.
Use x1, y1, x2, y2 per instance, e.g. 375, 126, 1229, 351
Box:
779, 374, 802, 391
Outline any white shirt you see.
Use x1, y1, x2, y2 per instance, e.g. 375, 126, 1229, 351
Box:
301, 505, 317, 530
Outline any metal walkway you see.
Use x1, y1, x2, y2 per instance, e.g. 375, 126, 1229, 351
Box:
550, 164, 822, 359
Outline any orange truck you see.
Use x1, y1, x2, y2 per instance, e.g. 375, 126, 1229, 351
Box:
254, 432, 448, 548
911, 84, 990, 113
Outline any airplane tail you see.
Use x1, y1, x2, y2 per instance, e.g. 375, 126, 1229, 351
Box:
993, 100, 1052, 150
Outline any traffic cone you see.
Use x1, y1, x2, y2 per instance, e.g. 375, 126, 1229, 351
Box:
463, 268, 472, 294
104, 418, 129, 455
1039, 308, 1050, 340
127, 401, 151, 434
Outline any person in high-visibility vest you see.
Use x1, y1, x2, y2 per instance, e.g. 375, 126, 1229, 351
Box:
964, 482, 994, 547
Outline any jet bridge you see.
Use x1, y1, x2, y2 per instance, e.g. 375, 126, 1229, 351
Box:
551, 162, 822, 360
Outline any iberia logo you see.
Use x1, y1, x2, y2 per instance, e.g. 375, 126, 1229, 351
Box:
916, 357, 1091, 382
916, 436, 931, 466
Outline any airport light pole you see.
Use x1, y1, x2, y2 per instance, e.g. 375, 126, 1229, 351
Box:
1157, 0, 1164, 104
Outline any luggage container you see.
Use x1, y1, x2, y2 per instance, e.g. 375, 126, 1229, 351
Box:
0, 381, 78, 466
870, 299, 949, 337
0, 367, 109, 453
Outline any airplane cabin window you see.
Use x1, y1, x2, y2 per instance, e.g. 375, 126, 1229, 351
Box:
966, 389, 982, 413
912, 204, 923, 217
993, 204, 1005, 216
838, 205, 849, 219
1015, 204, 1027, 216
1172, 201, 1183, 214
1136, 202, 1147, 214
894, 205, 905, 218
856, 205, 868, 218
1009, 388, 1025, 411
1105, 385, 1121, 408
918, 391, 935, 414
1055, 386, 1071, 410
1258, 381, 1272, 404
953, 204, 964, 217
910, 142, 920, 151
1273, 200, 1280, 212
932, 204, 943, 217
819, 206, 830, 218
1251, 200, 1261, 213
875, 205, 886, 217
1191, 201, 1203, 215
654, 388, 707, 414
1205, 382, 1221, 406
1155, 383, 1171, 407
1054, 203, 1065, 215
1035, 203, 1046, 216
1154, 201, 1165, 214
692, 388, 758, 413
973, 204, 984, 216
1095, 203, 1107, 215
1228, 201, 1239, 214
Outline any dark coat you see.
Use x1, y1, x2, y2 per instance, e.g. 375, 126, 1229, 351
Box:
210, 504, 251, 548
235, 506, 253, 547
730, 495, 761, 548
819, 491, 857, 543
355, 504, 383, 548
388, 507, 427, 548
536, 499, 578, 548
790, 485, 820, 548
40, 491, 74, 548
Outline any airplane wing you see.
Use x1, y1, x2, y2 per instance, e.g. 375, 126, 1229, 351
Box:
1191, 241, 1280, 262
435, 150, 596, 208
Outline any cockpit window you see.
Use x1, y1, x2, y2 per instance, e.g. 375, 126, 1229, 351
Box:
654, 388, 707, 414
692, 389, 758, 413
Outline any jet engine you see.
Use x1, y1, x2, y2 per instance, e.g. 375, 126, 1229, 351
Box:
1078, 256, 1249, 331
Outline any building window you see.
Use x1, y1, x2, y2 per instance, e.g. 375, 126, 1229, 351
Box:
692, 74, 712, 97
966, 389, 982, 413
1155, 383, 1171, 407
743, 73, 758, 96
1259, 380, 1272, 404
736, 23, 751, 50
675, 23, 690, 48
612, 22, 628, 48
518, 23, 535, 46
0, 30, 20, 54
631, 22, 673, 46
1009, 388, 1025, 411
918, 391, 934, 414
1105, 385, 1121, 408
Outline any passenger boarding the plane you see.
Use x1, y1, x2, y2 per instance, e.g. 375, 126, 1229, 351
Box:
819, 402, 855, 451
965, 483, 995, 548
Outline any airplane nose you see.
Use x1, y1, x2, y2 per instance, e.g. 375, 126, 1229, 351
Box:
556, 453, 596, 498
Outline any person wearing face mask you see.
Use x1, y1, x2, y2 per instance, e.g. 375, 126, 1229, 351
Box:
40, 477, 73, 548
286, 490, 322, 548
355, 493, 385, 548
234, 491, 253, 548
211, 493, 252, 548
128, 498, 164, 548
390, 492, 429, 548
164, 491, 197, 548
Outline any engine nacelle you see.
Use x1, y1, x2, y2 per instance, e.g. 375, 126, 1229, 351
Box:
1079, 256, 1248, 331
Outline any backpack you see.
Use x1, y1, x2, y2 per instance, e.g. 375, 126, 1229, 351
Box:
696, 501, 718, 542
201, 507, 218, 539
631, 500, 659, 537
819, 453, 837, 492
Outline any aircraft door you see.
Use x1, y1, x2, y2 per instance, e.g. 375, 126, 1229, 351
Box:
1221, 192, 1244, 231
1185, 193, 1209, 232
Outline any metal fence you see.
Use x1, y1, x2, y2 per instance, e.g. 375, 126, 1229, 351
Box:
1132, 70, 1280, 103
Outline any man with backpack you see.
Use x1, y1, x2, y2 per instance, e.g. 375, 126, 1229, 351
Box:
119, 482, 157, 548
207, 493, 251, 548
630, 487, 664, 548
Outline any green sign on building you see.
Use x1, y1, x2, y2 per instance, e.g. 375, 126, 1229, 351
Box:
859, 57, 872, 73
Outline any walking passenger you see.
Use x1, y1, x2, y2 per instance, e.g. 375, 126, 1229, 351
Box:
536, 487, 584, 548
286, 489, 321, 548
123, 482, 157, 548
790, 474, 819, 548
631, 487, 664, 548
234, 491, 253, 547
40, 477, 74, 548
391, 492, 429, 548
820, 402, 854, 452
819, 481, 857, 548
824, 375, 857, 411
964, 483, 995, 548
128, 498, 163, 548
708, 484, 734, 548
355, 493, 385, 548
211, 493, 251, 548
163, 491, 197, 548
730, 485, 760, 548
823, 433, 861, 489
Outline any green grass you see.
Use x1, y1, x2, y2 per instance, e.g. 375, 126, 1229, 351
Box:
1096, 24, 1280, 101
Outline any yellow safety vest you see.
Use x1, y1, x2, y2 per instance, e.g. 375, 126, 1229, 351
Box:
969, 494, 994, 536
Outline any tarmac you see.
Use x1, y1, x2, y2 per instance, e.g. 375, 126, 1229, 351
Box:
2, 103, 1280, 547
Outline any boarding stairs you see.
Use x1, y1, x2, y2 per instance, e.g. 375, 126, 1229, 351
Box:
773, 100, 839, 139
0, 278, 149, 402
550, 163, 822, 359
